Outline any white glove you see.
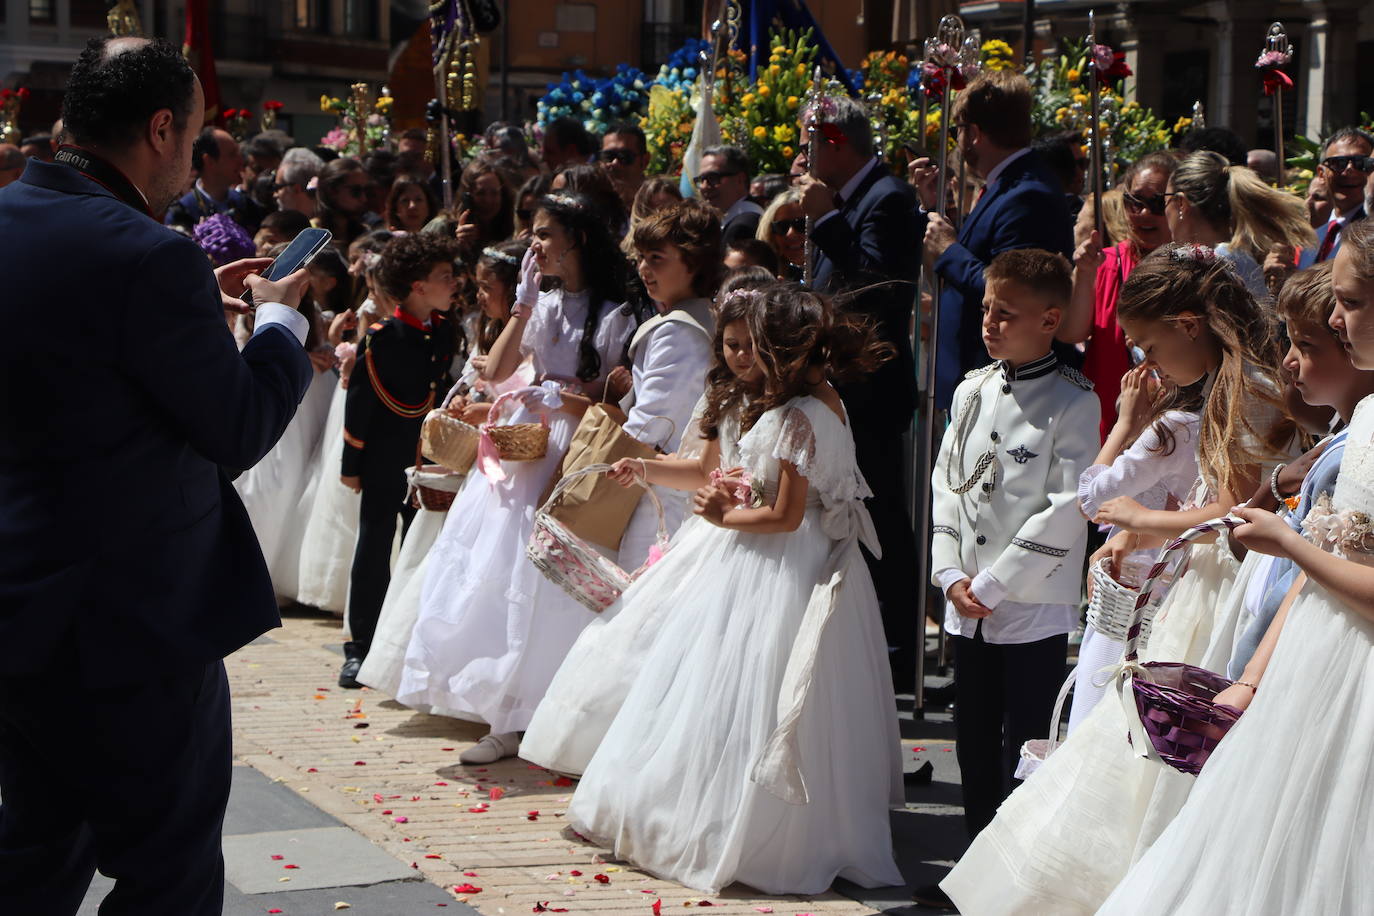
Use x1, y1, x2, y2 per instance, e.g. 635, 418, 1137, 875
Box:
514, 246, 542, 310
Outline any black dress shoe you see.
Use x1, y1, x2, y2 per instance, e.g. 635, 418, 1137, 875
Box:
912, 882, 955, 910
338, 656, 363, 688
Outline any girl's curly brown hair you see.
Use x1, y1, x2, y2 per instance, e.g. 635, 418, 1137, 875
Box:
740, 281, 894, 432
699, 278, 768, 442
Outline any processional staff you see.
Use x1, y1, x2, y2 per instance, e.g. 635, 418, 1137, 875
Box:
1257, 22, 1293, 188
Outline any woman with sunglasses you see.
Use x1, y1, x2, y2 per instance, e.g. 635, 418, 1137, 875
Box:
316, 157, 376, 252
1061, 151, 1177, 440
757, 189, 806, 281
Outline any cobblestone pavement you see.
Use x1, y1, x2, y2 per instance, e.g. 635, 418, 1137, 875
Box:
220, 608, 906, 915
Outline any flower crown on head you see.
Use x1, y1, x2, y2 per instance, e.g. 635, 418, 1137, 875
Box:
1170, 243, 1218, 264
544, 193, 584, 211
481, 246, 520, 266
719, 287, 764, 308
361, 251, 383, 271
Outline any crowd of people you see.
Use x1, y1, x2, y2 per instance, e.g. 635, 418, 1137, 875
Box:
5, 32, 1374, 914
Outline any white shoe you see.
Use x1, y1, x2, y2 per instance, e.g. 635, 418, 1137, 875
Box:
459, 732, 521, 764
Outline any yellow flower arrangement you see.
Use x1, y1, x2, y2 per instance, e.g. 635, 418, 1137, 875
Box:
753, 125, 768, 140
757, 84, 770, 97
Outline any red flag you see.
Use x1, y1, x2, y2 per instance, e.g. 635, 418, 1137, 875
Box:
182, 0, 221, 125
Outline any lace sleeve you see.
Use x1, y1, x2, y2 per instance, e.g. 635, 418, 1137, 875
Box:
741, 399, 873, 504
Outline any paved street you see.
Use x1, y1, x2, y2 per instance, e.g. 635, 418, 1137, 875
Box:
78, 609, 970, 915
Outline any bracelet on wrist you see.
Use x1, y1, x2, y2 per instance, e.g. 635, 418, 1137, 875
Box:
1233, 680, 1258, 692
1270, 463, 1287, 504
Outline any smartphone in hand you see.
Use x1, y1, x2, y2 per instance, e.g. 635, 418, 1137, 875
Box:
243, 227, 332, 308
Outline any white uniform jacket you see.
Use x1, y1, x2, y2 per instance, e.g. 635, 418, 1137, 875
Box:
619, 297, 714, 453
931, 353, 1101, 606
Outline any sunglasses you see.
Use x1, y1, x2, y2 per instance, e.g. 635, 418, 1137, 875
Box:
597, 148, 639, 165
694, 170, 740, 186
1321, 154, 1374, 174
1122, 191, 1168, 215
771, 217, 806, 235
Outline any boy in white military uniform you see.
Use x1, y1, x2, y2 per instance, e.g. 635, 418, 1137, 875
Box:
930, 248, 1100, 838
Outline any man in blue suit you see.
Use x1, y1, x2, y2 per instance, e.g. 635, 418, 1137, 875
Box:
1298, 127, 1372, 267
917, 70, 1074, 408
797, 96, 923, 684
0, 37, 312, 914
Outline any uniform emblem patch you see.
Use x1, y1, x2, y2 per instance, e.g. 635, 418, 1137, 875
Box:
1008, 445, 1038, 464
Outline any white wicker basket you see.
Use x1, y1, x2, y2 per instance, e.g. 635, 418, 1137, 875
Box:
526, 464, 670, 613
1086, 557, 1172, 646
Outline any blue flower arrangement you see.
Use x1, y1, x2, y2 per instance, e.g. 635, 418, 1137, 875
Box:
537, 63, 650, 135
654, 38, 710, 92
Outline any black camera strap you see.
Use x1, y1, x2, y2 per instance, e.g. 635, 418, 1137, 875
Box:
54, 145, 153, 219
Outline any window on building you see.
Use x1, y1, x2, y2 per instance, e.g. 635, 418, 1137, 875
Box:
641, 0, 703, 73
342, 0, 378, 39
295, 0, 330, 33
29, 0, 54, 23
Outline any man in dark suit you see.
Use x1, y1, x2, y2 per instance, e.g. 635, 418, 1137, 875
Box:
796, 96, 923, 683
916, 70, 1074, 408
699, 145, 764, 247
164, 125, 264, 236
0, 37, 312, 914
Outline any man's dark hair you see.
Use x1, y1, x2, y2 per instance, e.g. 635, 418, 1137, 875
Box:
1178, 126, 1248, 166
191, 127, 220, 172
1032, 130, 1083, 193
260, 208, 311, 240
546, 116, 594, 156
363, 148, 398, 188
604, 121, 647, 156
702, 145, 750, 178
378, 232, 460, 302
61, 37, 197, 149
727, 238, 780, 276
246, 135, 282, 162
1321, 126, 1374, 157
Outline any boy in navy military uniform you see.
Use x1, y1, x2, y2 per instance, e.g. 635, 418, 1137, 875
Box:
339, 233, 459, 687
930, 248, 1100, 837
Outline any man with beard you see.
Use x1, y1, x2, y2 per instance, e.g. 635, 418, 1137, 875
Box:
0, 36, 312, 913
913, 70, 1073, 408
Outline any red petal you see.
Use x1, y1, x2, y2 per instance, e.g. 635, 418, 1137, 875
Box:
653, 900, 662, 915
270, 855, 284, 860
284, 864, 300, 869
594, 874, 610, 884
488, 787, 505, 800
353, 761, 366, 766
452, 883, 482, 894
568, 870, 582, 876
463, 871, 477, 876
552, 777, 573, 787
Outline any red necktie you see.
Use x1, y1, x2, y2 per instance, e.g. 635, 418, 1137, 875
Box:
1316, 220, 1342, 263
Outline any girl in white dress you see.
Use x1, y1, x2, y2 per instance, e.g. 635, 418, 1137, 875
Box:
520, 284, 766, 776
943, 245, 1298, 915
567, 283, 904, 895
1070, 367, 1199, 731
397, 192, 637, 763
1099, 223, 1374, 915
359, 240, 533, 696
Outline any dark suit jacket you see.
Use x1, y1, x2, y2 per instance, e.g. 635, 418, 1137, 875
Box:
0, 160, 312, 685
1298, 206, 1366, 268
721, 206, 762, 249
810, 161, 923, 433
933, 150, 1073, 407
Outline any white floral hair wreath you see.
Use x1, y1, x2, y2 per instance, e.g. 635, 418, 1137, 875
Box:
361, 251, 383, 272
719, 287, 764, 308
481, 246, 520, 266
543, 192, 584, 211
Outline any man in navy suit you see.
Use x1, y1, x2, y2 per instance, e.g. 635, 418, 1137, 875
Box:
1299, 127, 1372, 267
0, 37, 312, 914
797, 96, 923, 684
917, 70, 1074, 408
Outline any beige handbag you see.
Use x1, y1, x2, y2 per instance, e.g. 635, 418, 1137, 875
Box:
547, 405, 673, 551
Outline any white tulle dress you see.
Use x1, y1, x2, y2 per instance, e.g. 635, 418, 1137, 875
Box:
395, 289, 636, 732
520, 398, 727, 776
295, 380, 361, 614
233, 365, 335, 599
1098, 395, 1374, 915
566, 396, 904, 895
357, 357, 535, 697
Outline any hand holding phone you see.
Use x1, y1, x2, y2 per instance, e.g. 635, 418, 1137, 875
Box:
244, 268, 311, 310
242, 227, 332, 308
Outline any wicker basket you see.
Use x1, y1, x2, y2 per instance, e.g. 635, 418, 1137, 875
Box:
1086, 557, 1171, 646
1115, 516, 1247, 775
526, 463, 670, 613
405, 463, 465, 512
487, 422, 549, 461
479, 390, 551, 463
420, 409, 479, 474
